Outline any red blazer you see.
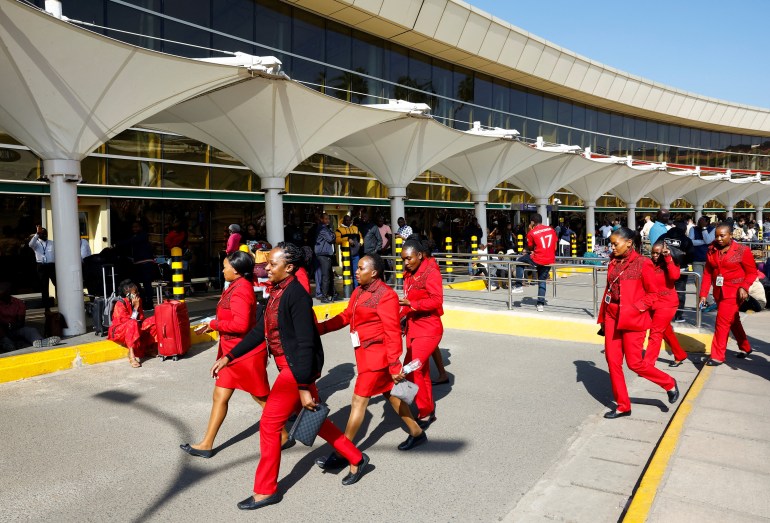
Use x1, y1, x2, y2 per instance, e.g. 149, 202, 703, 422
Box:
650, 255, 680, 310
598, 250, 658, 331
210, 277, 257, 357
400, 257, 444, 338
318, 279, 403, 374
701, 241, 756, 301
295, 267, 310, 294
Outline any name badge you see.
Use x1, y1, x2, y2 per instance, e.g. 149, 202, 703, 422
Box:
350, 330, 360, 348
604, 293, 611, 304
715, 275, 724, 287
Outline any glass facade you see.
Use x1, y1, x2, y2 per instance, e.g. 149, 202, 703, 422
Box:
5, 0, 768, 210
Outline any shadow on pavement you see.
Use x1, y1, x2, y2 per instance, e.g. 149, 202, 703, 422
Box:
316, 362, 355, 401
214, 421, 261, 455
574, 360, 614, 408
629, 397, 669, 412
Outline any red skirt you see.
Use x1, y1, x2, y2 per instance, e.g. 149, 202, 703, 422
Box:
354, 367, 394, 397
216, 342, 270, 397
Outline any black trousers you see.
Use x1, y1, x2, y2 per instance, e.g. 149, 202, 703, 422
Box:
36, 263, 56, 308
317, 255, 333, 298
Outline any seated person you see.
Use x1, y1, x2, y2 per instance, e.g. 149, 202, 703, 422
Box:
108, 279, 157, 368
0, 282, 60, 352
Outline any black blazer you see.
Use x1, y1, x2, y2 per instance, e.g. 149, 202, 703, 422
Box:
228, 278, 323, 390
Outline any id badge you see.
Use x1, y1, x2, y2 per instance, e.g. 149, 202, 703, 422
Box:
350, 330, 361, 348
604, 294, 611, 304
715, 275, 724, 287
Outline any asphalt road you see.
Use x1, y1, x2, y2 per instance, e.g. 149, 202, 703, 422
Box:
0, 329, 618, 522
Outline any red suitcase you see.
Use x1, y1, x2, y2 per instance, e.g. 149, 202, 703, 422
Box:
155, 300, 191, 361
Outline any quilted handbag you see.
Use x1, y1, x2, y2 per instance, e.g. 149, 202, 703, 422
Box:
288, 403, 330, 446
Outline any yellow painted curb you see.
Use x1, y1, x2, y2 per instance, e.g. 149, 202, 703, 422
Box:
444, 279, 487, 291
622, 365, 714, 522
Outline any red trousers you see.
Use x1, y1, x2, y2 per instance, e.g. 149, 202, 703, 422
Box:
710, 298, 751, 362
406, 335, 441, 419
645, 306, 688, 365
253, 356, 362, 495
604, 303, 676, 413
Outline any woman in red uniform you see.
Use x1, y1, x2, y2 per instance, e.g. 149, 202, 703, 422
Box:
108, 279, 156, 368
316, 253, 426, 470
211, 243, 369, 511
599, 228, 679, 419
644, 242, 689, 367
181, 251, 289, 458
399, 237, 443, 427
699, 224, 756, 365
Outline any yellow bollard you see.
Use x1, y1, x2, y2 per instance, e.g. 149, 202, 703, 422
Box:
516, 234, 523, 253
445, 236, 454, 283
395, 237, 404, 290
587, 232, 594, 253
571, 233, 577, 258
342, 239, 352, 298
171, 246, 185, 302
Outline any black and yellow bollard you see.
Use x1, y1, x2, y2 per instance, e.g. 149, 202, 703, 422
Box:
445, 236, 454, 283
395, 237, 404, 291
571, 234, 577, 258
342, 239, 353, 298
171, 246, 185, 302
516, 234, 523, 253
471, 235, 478, 277
587, 232, 594, 253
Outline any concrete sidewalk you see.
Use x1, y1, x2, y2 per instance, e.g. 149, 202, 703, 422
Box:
631, 310, 770, 522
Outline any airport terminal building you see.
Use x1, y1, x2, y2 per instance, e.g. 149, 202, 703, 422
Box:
2, 0, 769, 291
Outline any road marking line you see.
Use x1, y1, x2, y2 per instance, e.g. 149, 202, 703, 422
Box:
622, 364, 714, 523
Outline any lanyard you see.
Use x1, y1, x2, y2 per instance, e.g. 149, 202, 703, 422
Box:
714, 243, 732, 275
606, 257, 630, 292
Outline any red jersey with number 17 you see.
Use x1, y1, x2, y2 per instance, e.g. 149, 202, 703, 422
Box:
526, 224, 558, 265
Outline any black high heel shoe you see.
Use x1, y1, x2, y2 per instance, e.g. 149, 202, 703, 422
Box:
417, 409, 437, 430
180, 443, 213, 458
668, 359, 686, 367
341, 453, 370, 486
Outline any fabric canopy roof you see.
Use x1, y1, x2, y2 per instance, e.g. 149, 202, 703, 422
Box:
0, 0, 250, 162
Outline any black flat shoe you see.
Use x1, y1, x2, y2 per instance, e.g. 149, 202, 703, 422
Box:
180, 443, 213, 458
603, 410, 631, 419
281, 437, 296, 451
315, 452, 348, 470
398, 431, 427, 451
341, 453, 370, 486
704, 359, 723, 366
668, 359, 686, 367
416, 410, 437, 430
237, 493, 282, 510
736, 350, 752, 359
667, 381, 680, 404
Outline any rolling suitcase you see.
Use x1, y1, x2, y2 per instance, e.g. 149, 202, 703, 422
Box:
154, 286, 191, 361
92, 265, 117, 336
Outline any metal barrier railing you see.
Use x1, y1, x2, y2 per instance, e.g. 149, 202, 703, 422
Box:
380, 252, 704, 327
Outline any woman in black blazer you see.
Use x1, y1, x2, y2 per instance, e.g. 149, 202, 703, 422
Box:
211, 243, 370, 511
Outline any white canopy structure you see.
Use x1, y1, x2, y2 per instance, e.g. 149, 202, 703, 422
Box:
323, 118, 494, 242
610, 170, 677, 230
0, 0, 251, 334
431, 140, 543, 244
142, 76, 407, 244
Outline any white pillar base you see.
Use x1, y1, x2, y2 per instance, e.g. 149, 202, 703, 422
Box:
472, 193, 488, 245
726, 205, 734, 219
694, 205, 704, 222
585, 201, 596, 252
627, 204, 637, 231
388, 186, 407, 247
535, 198, 549, 225
262, 177, 285, 245
44, 160, 85, 336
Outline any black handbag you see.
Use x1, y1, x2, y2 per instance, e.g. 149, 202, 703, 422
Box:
288, 403, 330, 446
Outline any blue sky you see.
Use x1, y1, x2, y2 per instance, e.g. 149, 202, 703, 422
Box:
468, 0, 769, 109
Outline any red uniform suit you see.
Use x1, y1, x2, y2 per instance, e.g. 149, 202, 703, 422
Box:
644, 254, 688, 365
318, 279, 403, 397
701, 241, 756, 362
108, 298, 156, 358
599, 250, 675, 413
400, 257, 444, 419
209, 277, 268, 397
